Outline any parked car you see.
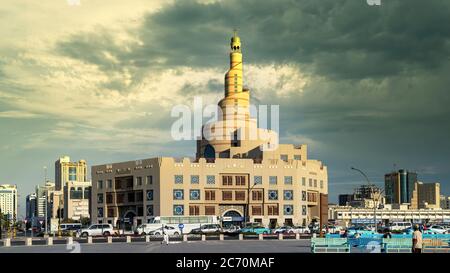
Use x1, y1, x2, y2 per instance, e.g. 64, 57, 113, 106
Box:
222, 225, 241, 235
428, 225, 448, 234
288, 226, 310, 234
321, 225, 344, 234
190, 224, 222, 234
389, 222, 412, 231
148, 226, 180, 236
135, 224, 162, 235
273, 226, 292, 234
78, 224, 114, 237
240, 226, 271, 235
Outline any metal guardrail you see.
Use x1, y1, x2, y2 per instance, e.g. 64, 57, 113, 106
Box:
0, 233, 311, 247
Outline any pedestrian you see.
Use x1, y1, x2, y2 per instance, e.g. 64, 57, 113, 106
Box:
162, 228, 169, 245
383, 228, 392, 239
412, 224, 422, 253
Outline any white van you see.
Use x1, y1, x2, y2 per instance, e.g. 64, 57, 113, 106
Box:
390, 221, 411, 231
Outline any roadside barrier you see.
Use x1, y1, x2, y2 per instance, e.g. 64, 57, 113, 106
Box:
0, 233, 312, 248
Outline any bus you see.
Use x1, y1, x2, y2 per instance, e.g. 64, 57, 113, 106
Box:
138, 216, 220, 234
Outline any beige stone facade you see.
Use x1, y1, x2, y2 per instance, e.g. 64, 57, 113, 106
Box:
91, 32, 328, 229
410, 181, 440, 209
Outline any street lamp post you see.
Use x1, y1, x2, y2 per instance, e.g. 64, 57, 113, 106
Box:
351, 167, 383, 232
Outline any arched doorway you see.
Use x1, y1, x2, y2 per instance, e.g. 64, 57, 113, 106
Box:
222, 210, 244, 228
120, 210, 137, 232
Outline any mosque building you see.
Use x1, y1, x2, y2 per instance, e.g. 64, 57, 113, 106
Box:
91, 32, 328, 229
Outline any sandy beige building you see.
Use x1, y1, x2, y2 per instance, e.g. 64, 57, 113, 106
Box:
410, 181, 440, 209
91, 32, 328, 229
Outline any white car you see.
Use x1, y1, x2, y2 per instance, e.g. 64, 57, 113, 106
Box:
135, 224, 166, 235
148, 226, 180, 236
428, 225, 447, 234
78, 224, 114, 237
273, 226, 292, 234
390, 222, 412, 231
288, 226, 310, 234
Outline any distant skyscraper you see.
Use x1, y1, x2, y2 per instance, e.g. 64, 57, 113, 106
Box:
55, 156, 91, 221
55, 156, 88, 191
26, 193, 37, 220
384, 169, 417, 204
410, 181, 440, 209
0, 184, 18, 220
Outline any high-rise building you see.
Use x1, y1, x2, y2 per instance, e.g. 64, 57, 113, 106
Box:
410, 181, 440, 209
384, 169, 417, 205
55, 156, 88, 191
440, 195, 450, 209
91, 32, 328, 230
54, 156, 91, 221
35, 181, 55, 218
0, 184, 18, 221
26, 193, 37, 220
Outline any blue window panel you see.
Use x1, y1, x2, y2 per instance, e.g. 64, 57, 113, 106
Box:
268, 190, 278, 200
206, 175, 215, 184
173, 189, 184, 200
254, 176, 262, 185
190, 190, 200, 200
191, 175, 200, 184
284, 190, 293, 200
174, 175, 183, 184
269, 176, 277, 185
284, 205, 293, 215
173, 205, 184, 216
146, 190, 153, 201
284, 176, 293, 185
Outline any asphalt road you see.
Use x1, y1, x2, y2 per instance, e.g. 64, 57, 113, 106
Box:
0, 240, 312, 253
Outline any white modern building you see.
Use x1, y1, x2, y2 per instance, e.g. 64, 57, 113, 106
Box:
329, 204, 450, 226
0, 184, 18, 220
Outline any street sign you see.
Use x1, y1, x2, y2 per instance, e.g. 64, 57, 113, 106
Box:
223, 217, 232, 222
123, 218, 130, 223
39, 220, 43, 225
178, 223, 184, 229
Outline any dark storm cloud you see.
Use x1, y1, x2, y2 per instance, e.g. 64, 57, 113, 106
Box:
54, 0, 450, 199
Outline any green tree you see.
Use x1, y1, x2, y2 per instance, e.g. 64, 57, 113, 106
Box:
80, 217, 90, 226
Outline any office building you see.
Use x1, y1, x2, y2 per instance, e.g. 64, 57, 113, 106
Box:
441, 195, 450, 209
55, 156, 88, 191
0, 184, 18, 220
26, 193, 37, 220
92, 32, 328, 229
410, 181, 440, 209
329, 204, 450, 227
54, 156, 91, 221
384, 169, 417, 205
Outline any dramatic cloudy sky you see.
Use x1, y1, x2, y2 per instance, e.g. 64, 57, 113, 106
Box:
1, 0, 450, 216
